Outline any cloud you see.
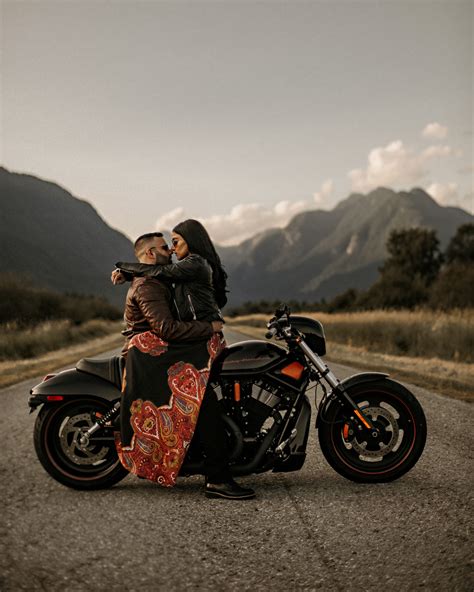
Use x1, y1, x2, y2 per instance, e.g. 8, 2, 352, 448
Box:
156, 201, 307, 246
426, 182, 459, 205
462, 192, 474, 214
349, 140, 456, 193
349, 140, 426, 192
313, 179, 334, 205
155, 207, 185, 232
421, 145, 453, 158
155, 180, 334, 246
422, 122, 448, 140
426, 183, 474, 214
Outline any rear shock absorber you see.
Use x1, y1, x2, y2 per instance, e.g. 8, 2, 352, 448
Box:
79, 402, 121, 447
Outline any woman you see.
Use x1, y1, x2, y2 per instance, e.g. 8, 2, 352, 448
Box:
114, 219, 228, 324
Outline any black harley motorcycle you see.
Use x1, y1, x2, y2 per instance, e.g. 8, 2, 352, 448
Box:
29, 306, 427, 490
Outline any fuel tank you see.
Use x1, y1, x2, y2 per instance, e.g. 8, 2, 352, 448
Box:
214, 339, 289, 376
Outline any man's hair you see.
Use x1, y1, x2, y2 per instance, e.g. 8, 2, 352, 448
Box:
133, 232, 163, 256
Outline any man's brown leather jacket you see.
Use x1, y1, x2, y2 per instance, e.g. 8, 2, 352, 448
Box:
123, 276, 214, 343
116, 254, 223, 323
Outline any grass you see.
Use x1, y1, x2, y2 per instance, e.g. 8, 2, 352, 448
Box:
226, 309, 474, 363
226, 309, 474, 401
2, 310, 472, 400
0, 331, 125, 389
0, 319, 124, 361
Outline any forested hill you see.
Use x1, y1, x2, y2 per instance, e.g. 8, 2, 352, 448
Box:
219, 187, 473, 305
0, 167, 134, 306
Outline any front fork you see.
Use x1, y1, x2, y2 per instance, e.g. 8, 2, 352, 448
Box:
298, 340, 377, 433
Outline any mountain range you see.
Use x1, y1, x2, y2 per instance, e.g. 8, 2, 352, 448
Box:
219, 187, 473, 305
0, 167, 134, 307
0, 167, 472, 307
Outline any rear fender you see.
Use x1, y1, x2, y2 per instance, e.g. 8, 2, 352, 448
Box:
315, 372, 389, 429
29, 368, 121, 411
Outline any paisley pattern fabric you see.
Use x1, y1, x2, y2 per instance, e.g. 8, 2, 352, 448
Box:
115, 331, 225, 487
129, 331, 169, 357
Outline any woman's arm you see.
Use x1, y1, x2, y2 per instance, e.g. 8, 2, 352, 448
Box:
116, 255, 209, 282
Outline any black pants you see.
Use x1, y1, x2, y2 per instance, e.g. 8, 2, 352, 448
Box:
193, 387, 231, 483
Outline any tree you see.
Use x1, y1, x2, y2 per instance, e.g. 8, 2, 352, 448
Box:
429, 264, 474, 309
362, 270, 429, 309
429, 223, 474, 309
364, 228, 443, 309
325, 288, 360, 313
445, 223, 474, 264
381, 228, 443, 285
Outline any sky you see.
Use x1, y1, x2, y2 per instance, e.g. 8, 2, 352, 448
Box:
1, 0, 473, 245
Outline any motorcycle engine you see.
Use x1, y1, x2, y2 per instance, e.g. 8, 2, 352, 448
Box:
213, 379, 288, 437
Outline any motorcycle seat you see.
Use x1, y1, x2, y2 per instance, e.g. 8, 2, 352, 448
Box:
76, 356, 124, 388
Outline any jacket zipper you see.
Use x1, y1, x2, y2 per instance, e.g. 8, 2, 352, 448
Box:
187, 294, 197, 320
172, 283, 181, 320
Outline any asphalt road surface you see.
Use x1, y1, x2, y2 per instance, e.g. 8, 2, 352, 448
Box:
0, 328, 472, 592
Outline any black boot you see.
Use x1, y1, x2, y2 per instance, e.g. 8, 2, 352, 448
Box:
205, 478, 256, 500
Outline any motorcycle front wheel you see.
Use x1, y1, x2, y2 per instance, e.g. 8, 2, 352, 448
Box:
34, 398, 129, 490
318, 378, 427, 483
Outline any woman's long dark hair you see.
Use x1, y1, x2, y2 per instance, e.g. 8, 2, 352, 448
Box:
173, 219, 228, 308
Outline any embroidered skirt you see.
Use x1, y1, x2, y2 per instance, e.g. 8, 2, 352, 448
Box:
115, 331, 225, 487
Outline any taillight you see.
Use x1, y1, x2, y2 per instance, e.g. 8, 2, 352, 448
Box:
42, 374, 56, 382
46, 395, 64, 401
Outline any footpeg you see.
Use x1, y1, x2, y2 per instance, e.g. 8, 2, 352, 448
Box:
275, 428, 297, 457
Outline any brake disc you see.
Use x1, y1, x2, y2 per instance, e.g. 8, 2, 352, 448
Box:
350, 406, 400, 459
59, 413, 108, 465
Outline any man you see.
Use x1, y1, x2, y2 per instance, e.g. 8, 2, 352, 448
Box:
116, 232, 255, 500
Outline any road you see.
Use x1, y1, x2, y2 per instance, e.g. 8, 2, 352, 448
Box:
0, 328, 472, 591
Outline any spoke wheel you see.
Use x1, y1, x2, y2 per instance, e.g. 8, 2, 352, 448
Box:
34, 398, 128, 490
318, 379, 427, 483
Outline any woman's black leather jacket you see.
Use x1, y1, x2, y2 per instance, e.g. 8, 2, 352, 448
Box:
116, 254, 224, 323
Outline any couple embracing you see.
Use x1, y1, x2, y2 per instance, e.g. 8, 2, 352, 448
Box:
112, 219, 255, 500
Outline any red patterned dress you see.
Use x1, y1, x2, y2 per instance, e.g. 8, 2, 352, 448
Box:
115, 331, 224, 486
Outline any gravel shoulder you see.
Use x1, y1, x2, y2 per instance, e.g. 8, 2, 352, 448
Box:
0, 333, 125, 389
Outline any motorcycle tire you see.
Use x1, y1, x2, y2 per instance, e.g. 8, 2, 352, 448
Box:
34, 398, 129, 490
318, 378, 427, 483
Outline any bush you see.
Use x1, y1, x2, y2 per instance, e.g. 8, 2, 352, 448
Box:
0, 274, 121, 326
429, 264, 474, 310
324, 289, 360, 313
227, 309, 474, 363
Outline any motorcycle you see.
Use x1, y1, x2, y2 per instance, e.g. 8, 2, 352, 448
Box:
29, 306, 427, 490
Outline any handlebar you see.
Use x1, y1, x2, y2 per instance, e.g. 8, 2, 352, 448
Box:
265, 326, 278, 339
265, 304, 294, 340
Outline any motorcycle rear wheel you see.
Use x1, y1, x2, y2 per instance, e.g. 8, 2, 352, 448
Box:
318, 379, 427, 483
34, 398, 128, 490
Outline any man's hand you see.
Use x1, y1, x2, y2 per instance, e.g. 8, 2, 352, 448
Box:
211, 321, 224, 333
111, 269, 126, 285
